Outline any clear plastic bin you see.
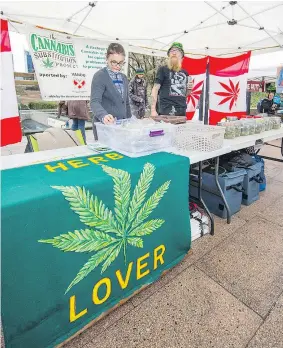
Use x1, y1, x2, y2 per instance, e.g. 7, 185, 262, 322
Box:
95, 120, 174, 154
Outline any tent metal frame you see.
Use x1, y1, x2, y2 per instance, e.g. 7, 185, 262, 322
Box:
2, 1, 283, 55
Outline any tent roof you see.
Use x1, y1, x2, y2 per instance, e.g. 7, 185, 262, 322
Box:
248, 51, 283, 79
1, 1, 283, 56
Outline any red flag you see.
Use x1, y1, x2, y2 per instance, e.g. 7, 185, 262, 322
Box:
182, 56, 208, 120
1, 19, 22, 146
209, 52, 251, 125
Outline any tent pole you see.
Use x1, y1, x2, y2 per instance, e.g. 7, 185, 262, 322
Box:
204, 1, 231, 21
66, 4, 90, 22
73, 3, 96, 35
237, 23, 279, 35
154, 31, 183, 40
199, 86, 204, 122
237, 3, 283, 47
160, 32, 186, 51
237, 3, 283, 23
204, 61, 210, 125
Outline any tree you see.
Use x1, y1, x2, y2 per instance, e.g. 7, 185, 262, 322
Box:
128, 52, 167, 90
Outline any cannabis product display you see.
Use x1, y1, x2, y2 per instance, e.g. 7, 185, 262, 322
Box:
270, 116, 281, 130
240, 121, 250, 136
255, 118, 265, 134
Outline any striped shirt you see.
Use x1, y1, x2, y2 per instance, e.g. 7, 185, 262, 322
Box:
107, 68, 124, 97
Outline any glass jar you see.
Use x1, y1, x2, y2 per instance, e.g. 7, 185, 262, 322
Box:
219, 122, 236, 139
232, 121, 241, 137
240, 121, 250, 136
255, 119, 265, 134
263, 117, 271, 131
270, 116, 281, 130
246, 119, 256, 135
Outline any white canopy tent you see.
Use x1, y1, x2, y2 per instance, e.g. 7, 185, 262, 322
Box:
1, 1, 283, 57
248, 51, 283, 81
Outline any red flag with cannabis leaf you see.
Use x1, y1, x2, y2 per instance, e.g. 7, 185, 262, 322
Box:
1, 19, 22, 146
209, 51, 251, 125
182, 56, 208, 120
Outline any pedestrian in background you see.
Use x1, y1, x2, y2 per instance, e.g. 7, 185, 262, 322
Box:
129, 68, 148, 118
67, 100, 89, 142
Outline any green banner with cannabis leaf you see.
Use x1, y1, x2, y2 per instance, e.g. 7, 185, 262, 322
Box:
1, 151, 190, 348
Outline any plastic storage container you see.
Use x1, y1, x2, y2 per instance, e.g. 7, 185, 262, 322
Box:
173, 123, 225, 152
190, 168, 246, 218
95, 120, 174, 154
233, 162, 263, 205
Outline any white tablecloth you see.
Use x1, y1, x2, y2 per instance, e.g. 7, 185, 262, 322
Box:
1, 126, 282, 170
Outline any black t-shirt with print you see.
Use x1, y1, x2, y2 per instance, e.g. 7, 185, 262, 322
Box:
155, 66, 189, 116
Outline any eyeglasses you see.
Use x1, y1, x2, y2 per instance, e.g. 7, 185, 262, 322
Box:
110, 60, 125, 67
169, 48, 181, 54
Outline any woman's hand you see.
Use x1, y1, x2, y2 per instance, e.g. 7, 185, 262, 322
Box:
103, 114, 115, 124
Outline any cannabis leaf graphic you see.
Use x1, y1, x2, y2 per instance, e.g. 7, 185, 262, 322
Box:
42, 57, 54, 69
214, 79, 240, 111
39, 163, 170, 293
187, 79, 204, 109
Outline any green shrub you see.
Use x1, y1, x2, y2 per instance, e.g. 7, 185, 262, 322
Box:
28, 101, 58, 110
250, 92, 266, 109
18, 103, 30, 110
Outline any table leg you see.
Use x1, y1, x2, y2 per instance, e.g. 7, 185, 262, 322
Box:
256, 138, 283, 163
198, 161, 215, 235
214, 157, 232, 224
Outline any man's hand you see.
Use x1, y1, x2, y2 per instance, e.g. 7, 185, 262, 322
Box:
103, 114, 115, 124
151, 83, 161, 118
151, 109, 158, 117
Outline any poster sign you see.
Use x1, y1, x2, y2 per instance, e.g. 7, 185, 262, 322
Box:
247, 80, 264, 92
276, 66, 283, 93
25, 25, 128, 100
2, 152, 190, 348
